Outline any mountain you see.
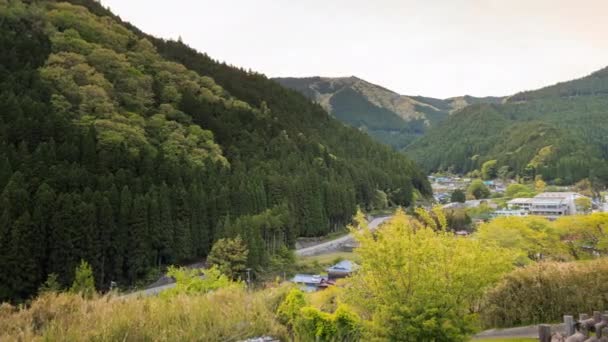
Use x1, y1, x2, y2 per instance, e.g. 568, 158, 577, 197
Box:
405, 68, 608, 185
0, 0, 430, 301
274, 76, 503, 149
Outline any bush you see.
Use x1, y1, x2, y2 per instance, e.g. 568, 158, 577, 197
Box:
481, 259, 608, 328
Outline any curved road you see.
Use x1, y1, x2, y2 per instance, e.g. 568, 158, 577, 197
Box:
295, 216, 392, 257
126, 216, 392, 297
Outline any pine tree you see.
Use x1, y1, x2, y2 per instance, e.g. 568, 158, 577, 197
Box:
8, 212, 38, 299
126, 195, 149, 282
48, 194, 77, 286
70, 260, 96, 299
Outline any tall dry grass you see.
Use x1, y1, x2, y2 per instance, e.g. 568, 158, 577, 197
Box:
481, 258, 608, 328
0, 286, 290, 341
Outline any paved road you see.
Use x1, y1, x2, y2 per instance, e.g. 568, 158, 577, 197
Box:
295, 216, 392, 257
126, 216, 392, 296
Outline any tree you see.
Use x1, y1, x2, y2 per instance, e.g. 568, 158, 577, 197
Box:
450, 189, 466, 203
346, 209, 515, 341
574, 197, 592, 214
70, 260, 96, 298
467, 179, 491, 199
38, 273, 61, 294
207, 236, 249, 279
476, 216, 565, 263
535, 178, 547, 193
505, 183, 534, 198
481, 159, 498, 180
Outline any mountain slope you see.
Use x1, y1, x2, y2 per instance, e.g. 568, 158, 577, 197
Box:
275, 76, 503, 149
0, 0, 430, 302
405, 69, 608, 184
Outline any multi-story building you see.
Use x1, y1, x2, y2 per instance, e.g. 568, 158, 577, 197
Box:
506, 192, 586, 219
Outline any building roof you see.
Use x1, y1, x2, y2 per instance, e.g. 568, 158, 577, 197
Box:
291, 274, 326, 284
534, 192, 580, 198
327, 260, 358, 274
508, 198, 533, 204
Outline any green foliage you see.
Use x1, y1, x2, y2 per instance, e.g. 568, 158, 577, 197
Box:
476, 213, 608, 262
574, 196, 592, 213
406, 76, 608, 185
0, 0, 430, 302
482, 259, 608, 328
505, 183, 535, 198
450, 189, 466, 203
346, 209, 516, 341
467, 179, 491, 199
159, 266, 238, 298
476, 216, 564, 263
481, 159, 498, 180
70, 260, 95, 298
276, 288, 307, 329
277, 289, 361, 341
38, 273, 62, 294
207, 236, 249, 279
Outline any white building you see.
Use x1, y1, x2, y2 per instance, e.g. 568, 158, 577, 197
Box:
507, 192, 587, 219
507, 198, 533, 211
492, 209, 529, 217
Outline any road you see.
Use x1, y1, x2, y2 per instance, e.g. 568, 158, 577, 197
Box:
122, 282, 176, 298
126, 216, 392, 297
295, 216, 392, 257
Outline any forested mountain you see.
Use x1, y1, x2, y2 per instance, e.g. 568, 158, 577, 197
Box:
275, 76, 503, 149
405, 68, 608, 185
0, 0, 430, 302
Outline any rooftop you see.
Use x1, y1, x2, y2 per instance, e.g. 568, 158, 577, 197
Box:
327, 260, 359, 273
291, 274, 326, 284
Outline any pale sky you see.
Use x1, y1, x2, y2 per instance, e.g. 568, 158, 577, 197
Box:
101, 0, 608, 99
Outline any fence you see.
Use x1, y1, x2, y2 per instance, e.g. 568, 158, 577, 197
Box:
539, 311, 608, 341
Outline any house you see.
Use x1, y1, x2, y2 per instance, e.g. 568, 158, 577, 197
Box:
290, 274, 334, 292
326, 260, 358, 279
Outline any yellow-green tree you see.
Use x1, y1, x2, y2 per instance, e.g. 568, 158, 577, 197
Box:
207, 236, 249, 279
346, 209, 515, 341
475, 216, 565, 263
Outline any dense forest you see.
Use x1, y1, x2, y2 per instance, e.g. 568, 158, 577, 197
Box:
0, 0, 430, 302
405, 69, 608, 185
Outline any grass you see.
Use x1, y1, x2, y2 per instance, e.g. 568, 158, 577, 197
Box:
0, 287, 290, 341
474, 339, 536, 342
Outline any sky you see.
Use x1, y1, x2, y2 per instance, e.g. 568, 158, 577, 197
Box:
100, 0, 608, 99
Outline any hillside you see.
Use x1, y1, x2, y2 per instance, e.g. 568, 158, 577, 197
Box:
405, 68, 608, 184
0, 0, 430, 302
275, 76, 503, 149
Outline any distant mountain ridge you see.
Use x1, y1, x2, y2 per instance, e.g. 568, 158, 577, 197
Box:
405, 66, 608, 184
274, 76, 503, 149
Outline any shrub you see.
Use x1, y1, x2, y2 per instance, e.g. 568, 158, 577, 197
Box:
481, 259, 608, 328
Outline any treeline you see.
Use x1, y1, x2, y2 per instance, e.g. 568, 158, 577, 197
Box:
405, 95, 608, 185
0, 1, 429, 302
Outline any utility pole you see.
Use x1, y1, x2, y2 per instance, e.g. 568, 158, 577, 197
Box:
245, 268, 252, 290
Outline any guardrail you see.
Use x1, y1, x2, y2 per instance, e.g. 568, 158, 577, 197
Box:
539, 311, 608, 341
